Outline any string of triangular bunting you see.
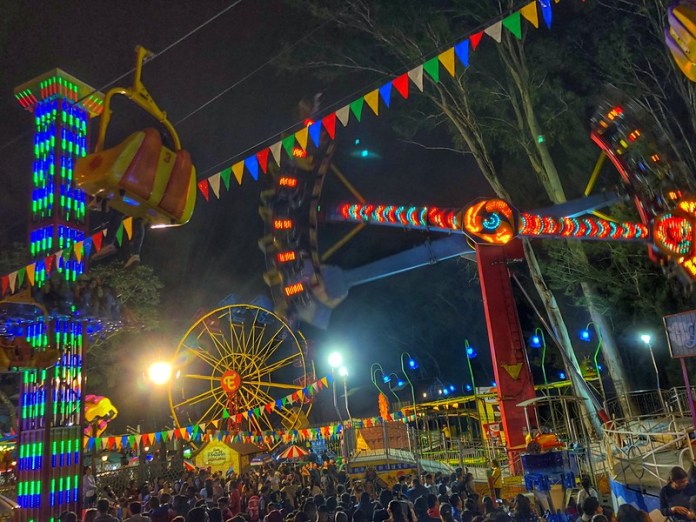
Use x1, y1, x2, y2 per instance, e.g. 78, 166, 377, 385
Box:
0, 0, 563, 293
85, 410, 417, 452
195, 0, 557, 200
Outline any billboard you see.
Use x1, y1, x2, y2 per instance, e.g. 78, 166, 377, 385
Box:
664, 309, 696, 358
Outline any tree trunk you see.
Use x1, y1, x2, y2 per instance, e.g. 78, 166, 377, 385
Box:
499, 35, 635, 417
433, 82, 602, 435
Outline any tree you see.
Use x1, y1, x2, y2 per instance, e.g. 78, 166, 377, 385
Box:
290, 0, 608, 433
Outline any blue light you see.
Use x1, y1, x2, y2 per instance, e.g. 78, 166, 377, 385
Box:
491, 381, 496, 387
383, 375, 391, 384
465, 384, 472, 391
408, 359, 418, 369
397, 380, 405, 387
443, 389, 449, 396
580, 329, 591, 342
559, 372, 566, 380
530, 335, 542, 348
597, 364, 603, 371
449, 385, 455, 391
466, 346, 477, 358
354, 138, 361, 145
361, 149, 369, 158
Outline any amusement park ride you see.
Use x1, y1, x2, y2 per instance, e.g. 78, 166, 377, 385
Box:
1, 1, 696, 518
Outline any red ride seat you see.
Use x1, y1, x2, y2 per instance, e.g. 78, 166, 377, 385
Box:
118, 127, 162, 201
159, 148, 193, 221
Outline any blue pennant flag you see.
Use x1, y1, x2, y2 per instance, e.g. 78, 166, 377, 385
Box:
245, 156, 259, 181
379, 83, 392, 108
455, 40, 469, 68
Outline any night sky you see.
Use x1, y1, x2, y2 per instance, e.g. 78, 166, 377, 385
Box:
0, 2, 594, 431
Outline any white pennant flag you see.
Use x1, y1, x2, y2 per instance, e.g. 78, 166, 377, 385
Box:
335, 105, 351, 127
8, 272, 17, 293
208, 172, 221, 199
408, 65, 424, 92
269, 141, 283, 165
485, 20, 503, 43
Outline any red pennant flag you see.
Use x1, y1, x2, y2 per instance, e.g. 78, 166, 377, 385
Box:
91, 232, 103, 253
256, 149, 270, 174
265, 403, 273, 413
392, 73, 409, 99
322, 113, 336, 139
470, 31, 484, 50
198, 179, 210, 201
1, 277, 7, 296
44, 254, 55, 274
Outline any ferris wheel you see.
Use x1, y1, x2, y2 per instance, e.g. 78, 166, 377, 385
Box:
168, 304, 313, 439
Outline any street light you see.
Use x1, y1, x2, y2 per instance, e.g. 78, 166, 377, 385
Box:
580, 322, 606, 407
640, 334, 667, 412
400, 352, 420, 456
328, 351, 344, 422
530, 328, 548, 385
148, 361, 172, 385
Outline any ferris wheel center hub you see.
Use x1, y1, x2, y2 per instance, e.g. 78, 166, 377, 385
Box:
221, 370, 241, 394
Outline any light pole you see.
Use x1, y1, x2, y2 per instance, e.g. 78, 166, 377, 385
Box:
641, 334, 667, 412
400, 353, 420, 456
338, 366, 352, 420
580, 323, 607, 407
328, 352, 344, 423
370, 363, 389, 394
529, 328, 548, 386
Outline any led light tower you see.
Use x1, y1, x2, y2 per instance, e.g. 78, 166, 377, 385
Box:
14, 69, 103, 521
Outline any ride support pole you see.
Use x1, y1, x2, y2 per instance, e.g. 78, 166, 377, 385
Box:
679, 358, 696, 433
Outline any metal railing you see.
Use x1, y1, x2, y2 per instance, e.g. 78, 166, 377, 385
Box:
602, 413, 694, 488
606, 387, 696, 420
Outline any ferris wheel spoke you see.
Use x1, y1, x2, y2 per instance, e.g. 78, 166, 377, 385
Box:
182, 374, 219, 382
202, 323, 228, 361
253, 324, 285, 359
253, 353, 301, 380
243, 380, 303, 390
195, 398, 227, 426
172, 388, 217, 409
184, 345, 220, 370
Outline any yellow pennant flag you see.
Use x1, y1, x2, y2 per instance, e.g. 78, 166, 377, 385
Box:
438, 48, 456, 77
123, 217, 133, 240
232, 161, 245, 185
26, 263, 36, 286
73, 242, 84, 263
364, 89, 380, 116
295, 127, 309, 150
520, 1, 539, 28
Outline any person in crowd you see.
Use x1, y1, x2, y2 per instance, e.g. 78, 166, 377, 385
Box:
124, 501, 148, 522
83, 466, 97, 509
577, 476, 598, 516
387, 500, 406, 522
406, 478, 429, 503
581, 497, 602, 522
439, 503, 455, 522
489, 461, 502, 501
660, 466, 696, 520
94, 498, 120, 522
616, 504, 649, 522
511, 494, 537, 522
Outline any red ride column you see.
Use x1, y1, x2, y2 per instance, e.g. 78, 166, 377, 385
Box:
475, 239, 536, 471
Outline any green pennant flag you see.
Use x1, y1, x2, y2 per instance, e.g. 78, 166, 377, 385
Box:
222, 408, 230, 419
282, 135, 296, 157
503, 12, 522, 40
281, 397, 289, 406
423, 57, 440, 83
17, 267, 25, 289
349, 97, 365, 122
161, 431, 168, 442
129, 435, 136, 446
220, 168, 231, 191
254, 407, 262, 417
115, 223, 124, 246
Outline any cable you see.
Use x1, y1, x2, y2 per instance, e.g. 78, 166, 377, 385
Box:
174, 8, 343, 126
0, 1, 244, 154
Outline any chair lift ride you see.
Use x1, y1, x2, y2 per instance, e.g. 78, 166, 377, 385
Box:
75, 46, 196, 228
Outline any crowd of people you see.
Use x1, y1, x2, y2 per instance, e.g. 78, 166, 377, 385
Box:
63, 459, 665, 522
